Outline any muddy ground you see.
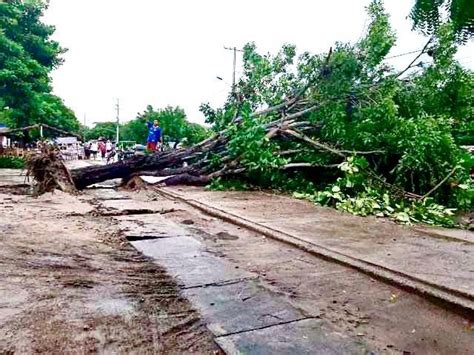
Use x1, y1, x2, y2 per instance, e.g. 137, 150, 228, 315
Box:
1, 166, 473, 354
0, 189, 220, 354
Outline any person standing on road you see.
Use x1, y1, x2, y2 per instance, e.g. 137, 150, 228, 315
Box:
146, 119, 162, 152
106, 142, 117, 164
84, 141, 91, 160
106, 139, 112, 154
90, 141, 98, 160
98, 140, 106, 159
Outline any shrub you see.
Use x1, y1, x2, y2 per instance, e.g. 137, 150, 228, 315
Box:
0, 156, 26, 169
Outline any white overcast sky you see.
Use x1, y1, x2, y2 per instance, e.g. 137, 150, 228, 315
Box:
42, 0, 473, 126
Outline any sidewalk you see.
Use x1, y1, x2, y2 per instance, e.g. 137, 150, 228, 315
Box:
160, 186, 474, 311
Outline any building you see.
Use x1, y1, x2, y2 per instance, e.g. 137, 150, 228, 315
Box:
55, 137, 78, 145
0, 124, 10, 147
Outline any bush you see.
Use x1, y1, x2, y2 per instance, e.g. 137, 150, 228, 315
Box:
0, 156, 26, 169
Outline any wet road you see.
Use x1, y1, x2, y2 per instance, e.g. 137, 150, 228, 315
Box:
91, 188, 474, 354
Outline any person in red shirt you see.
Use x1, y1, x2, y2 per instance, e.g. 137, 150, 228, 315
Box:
98, 140, 106, 159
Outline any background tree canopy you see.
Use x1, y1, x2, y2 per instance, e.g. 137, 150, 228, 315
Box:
0, 0, 79, 137
121, 106, 208, 146
84, 106, 209, 146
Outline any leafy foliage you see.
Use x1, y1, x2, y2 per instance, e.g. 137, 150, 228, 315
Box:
83, 122, 117, 141
84, 106, 209, 145
202, 0, 473, 226
226, 103, 286, 174
206, 177, 250, 191
0, 156, 25, 169
410, 0, 474, 42
294, 157, 460, 227
0, 0, 79, 136
121, 105, 209, 146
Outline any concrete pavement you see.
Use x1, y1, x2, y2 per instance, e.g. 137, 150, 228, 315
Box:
158, 186, 474, 312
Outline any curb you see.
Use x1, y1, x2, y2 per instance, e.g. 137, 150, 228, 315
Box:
157, 187, 474, 316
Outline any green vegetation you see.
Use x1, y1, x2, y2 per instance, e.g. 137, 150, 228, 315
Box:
122, 106, 209, 146
0, 156, 25, 169
82, 122, 117, 141
0, 0, 79, 137
84, 106, 209, 146
201, 0, 473, 227
410, 0, 474, 42
1, 0, 471, 227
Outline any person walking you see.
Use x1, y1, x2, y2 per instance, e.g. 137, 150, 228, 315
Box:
106, 142, 117, 164
106, 139, 112, 153
98, 140, 106, 159
146, 119, 162, 152
84, 141, 91, 160
90, 141, 98, 160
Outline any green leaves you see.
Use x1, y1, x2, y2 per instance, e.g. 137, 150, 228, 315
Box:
358, 0, 396, 69
119, 106, 209, 145
84, 122, 117, 141
203, 0, 472, 224
293, 157, 459, 227
410, 0, 474, 42
0, 156, 25, 169
0, 0, 78, 132
227, 103, 285, 174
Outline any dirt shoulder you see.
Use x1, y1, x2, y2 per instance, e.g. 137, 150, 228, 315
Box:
0, 189, 220, 354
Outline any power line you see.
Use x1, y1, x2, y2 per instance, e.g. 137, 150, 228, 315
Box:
385, 49, 426, 60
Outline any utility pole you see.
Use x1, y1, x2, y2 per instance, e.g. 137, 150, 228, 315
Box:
224, 46, 243, 96
115, 99, 120, 144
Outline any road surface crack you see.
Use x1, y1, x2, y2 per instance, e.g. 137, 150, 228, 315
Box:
181, 276, 259, 290
215, 316, 317, 338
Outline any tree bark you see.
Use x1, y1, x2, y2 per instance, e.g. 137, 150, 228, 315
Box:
71, 152, 186, 189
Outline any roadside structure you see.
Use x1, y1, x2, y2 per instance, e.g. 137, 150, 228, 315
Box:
0, 124, 82, 157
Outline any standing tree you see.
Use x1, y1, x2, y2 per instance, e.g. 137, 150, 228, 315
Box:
120, 105, 209, 146
0, 0, 79, 135
83, 122, 117, 141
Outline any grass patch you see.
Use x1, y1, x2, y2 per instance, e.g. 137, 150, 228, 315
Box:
0, 156, 25, 169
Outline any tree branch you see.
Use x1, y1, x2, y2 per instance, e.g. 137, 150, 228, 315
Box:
422, 166, 458, 199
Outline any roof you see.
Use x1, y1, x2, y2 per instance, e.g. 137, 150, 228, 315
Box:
55, 137, 78, 145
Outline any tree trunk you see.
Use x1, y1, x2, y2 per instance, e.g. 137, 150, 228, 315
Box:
70, 135, 227, 189
71, 153, 186, 189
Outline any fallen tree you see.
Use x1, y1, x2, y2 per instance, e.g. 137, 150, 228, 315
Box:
61, 101, 330, 189
27, 1, 472, 226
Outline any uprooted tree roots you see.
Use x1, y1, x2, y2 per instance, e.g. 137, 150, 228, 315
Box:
26, 147, 76, 195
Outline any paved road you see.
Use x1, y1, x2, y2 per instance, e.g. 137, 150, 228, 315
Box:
92, 187, 474, 354
160, 186, 474, 311
1, 166, 473, 354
